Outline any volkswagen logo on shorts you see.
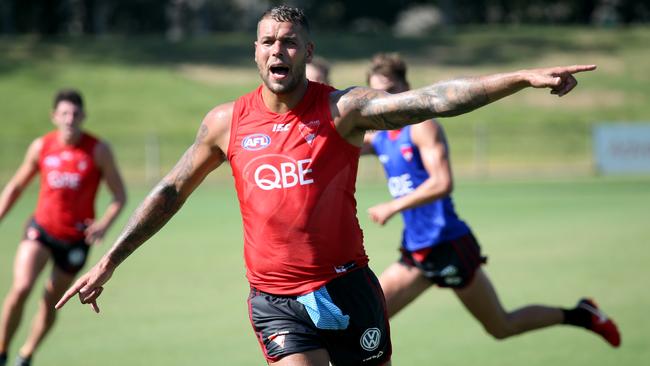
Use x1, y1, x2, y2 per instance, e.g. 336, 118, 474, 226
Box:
68, 248, 86, 266
360, 327, 381, 351
242, 133, 271, 151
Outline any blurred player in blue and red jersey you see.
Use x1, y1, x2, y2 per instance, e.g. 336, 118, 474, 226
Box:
56, 5, 598, 366
0, 89, 126, 366
363, 53, 620, 349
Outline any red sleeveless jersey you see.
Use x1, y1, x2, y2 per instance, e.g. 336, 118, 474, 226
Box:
34, 131, 101, 242
228, 82, 368, 295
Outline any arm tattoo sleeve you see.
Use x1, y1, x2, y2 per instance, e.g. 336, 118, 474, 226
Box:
107, 182, 184, 266
358, 78, 491, 130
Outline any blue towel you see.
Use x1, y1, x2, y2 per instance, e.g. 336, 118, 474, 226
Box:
297, 287, 350, 330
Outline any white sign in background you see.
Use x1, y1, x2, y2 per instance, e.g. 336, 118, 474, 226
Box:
593, 123, 650, 174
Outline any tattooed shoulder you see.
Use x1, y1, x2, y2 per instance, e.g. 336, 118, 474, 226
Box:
337, 86, 384, 111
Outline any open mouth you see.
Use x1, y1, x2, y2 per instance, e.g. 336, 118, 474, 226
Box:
270, 65, 290, 78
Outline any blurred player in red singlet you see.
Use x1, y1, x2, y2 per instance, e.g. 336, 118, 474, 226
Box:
0, 89, 126, 366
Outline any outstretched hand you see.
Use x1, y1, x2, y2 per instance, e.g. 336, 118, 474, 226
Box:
527, 64, 596, 97
55, 259, 115, 313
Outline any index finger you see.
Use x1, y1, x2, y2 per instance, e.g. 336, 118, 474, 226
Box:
562, 64, 597, 74
55, 281, 85, 310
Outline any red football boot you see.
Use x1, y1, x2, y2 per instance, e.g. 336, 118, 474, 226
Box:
578, 298, 621, 347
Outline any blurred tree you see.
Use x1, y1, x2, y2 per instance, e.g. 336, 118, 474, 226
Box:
0, 0, 15, 33
0, 0, 648, 35
231, 0, 270, 30
618, 0, 650, 23
571, 0, 598, 23
442, 0, 487, 24
107, 0, 168, 33
80, 0, 112, 34
9, 0, 67, 35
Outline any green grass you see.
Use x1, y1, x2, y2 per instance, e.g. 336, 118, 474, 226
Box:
0, 177, 648, 365
1, 26, 650, 180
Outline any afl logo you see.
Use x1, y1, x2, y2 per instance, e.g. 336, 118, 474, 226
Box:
360, 327, 381, 351
242, 134, 271, 151
44, 155, 61, 168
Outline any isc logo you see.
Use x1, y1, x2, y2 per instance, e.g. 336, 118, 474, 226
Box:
272, 123, 290, 132
242, 134, 271, 151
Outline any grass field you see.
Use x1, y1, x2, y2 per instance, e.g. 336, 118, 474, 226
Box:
0, 176, 648, 365
0, 25, 649, 365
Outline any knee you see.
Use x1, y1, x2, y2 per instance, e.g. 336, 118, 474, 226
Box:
9, 283, 33, 303
41, 303, 57, 322
485, 327, 511, 340
482, 321, 516, 340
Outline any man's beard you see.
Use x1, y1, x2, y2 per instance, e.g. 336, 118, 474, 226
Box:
261, 73, 301, 94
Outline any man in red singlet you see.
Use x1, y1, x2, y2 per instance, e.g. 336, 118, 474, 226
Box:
56, 5, 595, 366
0, 89, 126, 366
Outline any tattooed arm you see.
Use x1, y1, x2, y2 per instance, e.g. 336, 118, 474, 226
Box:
56, 103, 234, 313
332, 65, 596, 143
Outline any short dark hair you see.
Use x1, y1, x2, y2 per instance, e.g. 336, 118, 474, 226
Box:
259, 5, 310, 34
366, 53, 408, 85
53, 89, 84, 110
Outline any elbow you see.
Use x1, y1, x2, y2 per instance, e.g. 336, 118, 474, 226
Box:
117, 196, 127, 210
120, 190, 128, 205
114, 191, 127, 209
3, 182, 23, 199
153, 181, 186, 208
442, 179, 454, 196
436, 173, 453, 197
8, 180, 24, 193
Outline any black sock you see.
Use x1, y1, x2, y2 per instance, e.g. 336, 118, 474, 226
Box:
0, 352, 6, 363
15, 354, 31, 366
562, 306, 591, 328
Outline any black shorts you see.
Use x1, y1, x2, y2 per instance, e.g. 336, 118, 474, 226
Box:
399, 232, 487, 289
24, 219, 90, 274
248, 266, 391, 365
